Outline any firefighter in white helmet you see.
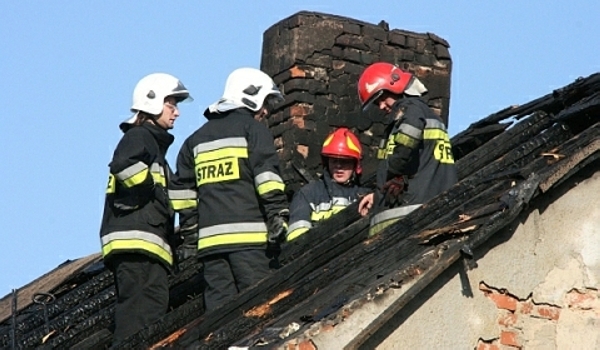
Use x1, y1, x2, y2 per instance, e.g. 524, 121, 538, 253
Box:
171, 67, 289, 311
99, 73, 193, 345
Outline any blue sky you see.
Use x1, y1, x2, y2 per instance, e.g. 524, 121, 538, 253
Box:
1, 1, 598, 296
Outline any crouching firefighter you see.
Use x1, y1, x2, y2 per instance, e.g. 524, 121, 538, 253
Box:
287, 127, 369, 241
356, 62, 458, 236
99, 73, 193, 345
171, 67, 289, 311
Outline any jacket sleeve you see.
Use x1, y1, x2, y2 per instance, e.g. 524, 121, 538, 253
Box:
387, 103, 426, 180
287, 189, 312, 241
108, 129, 155, 210
171, 137, 199, 231
247, 121, 288, 221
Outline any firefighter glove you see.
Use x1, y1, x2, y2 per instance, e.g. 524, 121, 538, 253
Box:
176, 225, 198, 261
381, 175, 407, 207
267, 210, 289, 244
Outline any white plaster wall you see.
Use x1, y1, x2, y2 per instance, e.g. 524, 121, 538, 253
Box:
373, 169, 600, 349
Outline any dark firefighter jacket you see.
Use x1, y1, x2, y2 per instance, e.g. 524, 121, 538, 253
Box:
287, 170, 368, 241
171, 108, 288, 258
100, 122, 177, 270
372, 96, 458, 230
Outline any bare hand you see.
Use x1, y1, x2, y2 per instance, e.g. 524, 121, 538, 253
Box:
358, 193, 374, 217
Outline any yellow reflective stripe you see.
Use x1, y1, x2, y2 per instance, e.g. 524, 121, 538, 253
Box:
369, 205, 421, 236
310, 205, 346, 222
398, 124, 423, 140
195, 147, 248, 163
287, 227, 309, 241
425, 129, 453, 164
122, 168, 149, 188
394, 133, 419, 149
195, 148, 246, 186
423, 129, 450, 141
102, 239, 173, 265
346, 135, 361, 154
152, 172, 166, 186
369, 218, 399, 237
171, 199, 197, 210
106, 174, 116, 194
198, 232, 267, 250
256, 181, 285, 196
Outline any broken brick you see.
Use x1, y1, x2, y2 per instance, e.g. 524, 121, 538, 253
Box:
298, 340, 317, 350
488, 293, 518, 312
566, 288, 598, 310
498, 312, 518, 327
500, 330, 521, 348
289, 66, 307, 78
533, 305, 561, 321
476, 340, 500, 350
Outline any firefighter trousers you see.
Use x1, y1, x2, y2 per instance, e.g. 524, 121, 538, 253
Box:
111, 254, 169, 346
202, 249, 271, 311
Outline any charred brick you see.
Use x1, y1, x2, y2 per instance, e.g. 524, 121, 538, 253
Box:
388, 32, 407, 47
335, 34, 369, 51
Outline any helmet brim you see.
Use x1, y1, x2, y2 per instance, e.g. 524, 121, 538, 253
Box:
361, 90, 384, 112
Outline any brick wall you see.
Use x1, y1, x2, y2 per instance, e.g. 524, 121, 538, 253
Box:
477, 282, 600, 349
260, 11, 452, 195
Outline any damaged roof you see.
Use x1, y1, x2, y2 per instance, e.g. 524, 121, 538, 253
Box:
1, 73, 599, 349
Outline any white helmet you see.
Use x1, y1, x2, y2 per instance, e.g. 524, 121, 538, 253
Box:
208, 68, 283, 113
122, 73, 193, 127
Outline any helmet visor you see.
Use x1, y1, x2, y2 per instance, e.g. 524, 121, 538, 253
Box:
361, 89, 384, 112
169, 81, 194, 104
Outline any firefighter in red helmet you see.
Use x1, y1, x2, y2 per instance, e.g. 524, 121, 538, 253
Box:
356, 62, 457, 236
287, 127, 369, 241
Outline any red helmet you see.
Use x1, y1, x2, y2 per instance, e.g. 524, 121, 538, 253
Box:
321, 127, 362, 174
357, 62, 414, 110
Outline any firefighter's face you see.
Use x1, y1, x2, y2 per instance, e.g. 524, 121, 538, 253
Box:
156, 96, 180, 130
328, 157, 355, 184
374, 92, 397, 114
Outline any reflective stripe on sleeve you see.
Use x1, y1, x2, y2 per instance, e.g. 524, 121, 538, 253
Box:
287, 220, 312, 241
150, 163, 166, 186
115, 161, 149, 188
169, 189, 198, 210
397, 123, 423, 140
254, 171, 285, 196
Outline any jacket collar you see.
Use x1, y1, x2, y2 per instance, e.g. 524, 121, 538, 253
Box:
203, 107, 254, 121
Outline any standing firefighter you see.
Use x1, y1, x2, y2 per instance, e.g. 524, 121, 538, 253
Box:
172, 67, 289, 311
356, 62, 457, 235
287, 127, 368, 241
99, 73, 193, 344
